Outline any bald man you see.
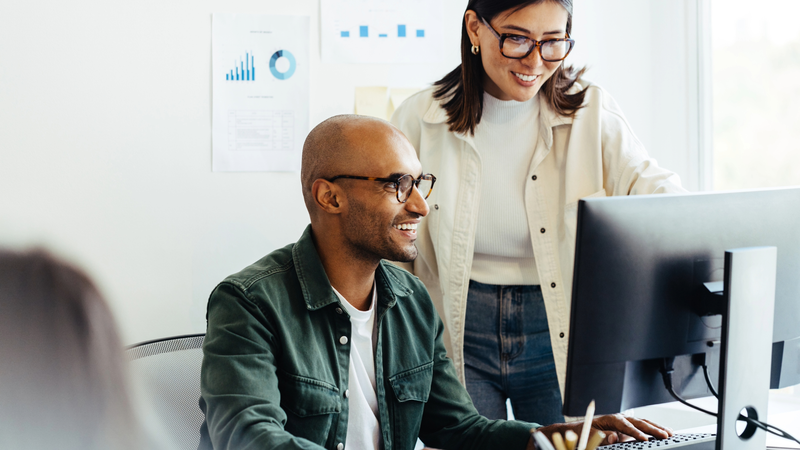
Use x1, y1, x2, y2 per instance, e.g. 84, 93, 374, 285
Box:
198, 115, 672, 450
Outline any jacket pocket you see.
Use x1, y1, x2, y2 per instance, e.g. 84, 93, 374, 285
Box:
389, 361, 434, 402
279, 372, 340, 446
388, 361, 434, 450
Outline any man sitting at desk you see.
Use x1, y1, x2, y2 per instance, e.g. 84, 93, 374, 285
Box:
198, 115, 671, 450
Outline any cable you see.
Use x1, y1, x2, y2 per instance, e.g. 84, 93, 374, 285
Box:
661, 358, 800, 446
701, 364, 719, 399
744, 418, 800, 445
660, 358, 718, 417
696, 359, 800, 446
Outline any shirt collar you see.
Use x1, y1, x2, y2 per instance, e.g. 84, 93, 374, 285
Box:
292, 224, 413, 311
423, 85, 579, 149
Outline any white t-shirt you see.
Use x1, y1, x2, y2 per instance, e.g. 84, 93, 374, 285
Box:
332, 283, 382, 450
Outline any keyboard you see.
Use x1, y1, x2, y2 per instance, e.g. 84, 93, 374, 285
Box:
600, 434, 716, 450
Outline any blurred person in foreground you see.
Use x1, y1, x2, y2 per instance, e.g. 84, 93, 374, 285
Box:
0, 249, 147, 450
198, 114, 672, 450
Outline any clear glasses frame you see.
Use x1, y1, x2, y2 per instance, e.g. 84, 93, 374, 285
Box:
327, 173, 437, 203
480, 17, 575, 61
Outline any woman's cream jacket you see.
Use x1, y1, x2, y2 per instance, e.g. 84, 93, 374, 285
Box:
390, 82, 686, 396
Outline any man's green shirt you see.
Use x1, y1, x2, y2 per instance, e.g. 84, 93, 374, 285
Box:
199, 225, 537, 450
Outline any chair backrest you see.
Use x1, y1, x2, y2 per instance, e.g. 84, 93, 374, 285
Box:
126, 334, 205, 450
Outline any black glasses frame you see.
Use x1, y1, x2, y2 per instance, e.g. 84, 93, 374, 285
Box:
327, 173, 437, 203
480, 17, 575, 61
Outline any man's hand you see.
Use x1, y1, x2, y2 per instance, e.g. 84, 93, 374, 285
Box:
527, 414, 674, 449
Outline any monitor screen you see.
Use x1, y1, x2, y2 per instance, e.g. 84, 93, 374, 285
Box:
563, 187, 800, 416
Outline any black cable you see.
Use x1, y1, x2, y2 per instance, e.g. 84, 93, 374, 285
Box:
701, 364, 719, 399
697, 360, 800, 445
663, 358, 800, 446
660, 359, 718, 417
745, 418, 800, 445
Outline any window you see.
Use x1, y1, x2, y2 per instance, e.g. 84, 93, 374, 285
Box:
712, 0, 800, 190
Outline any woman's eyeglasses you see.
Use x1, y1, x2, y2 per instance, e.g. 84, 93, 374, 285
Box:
481, 17, 575, 61
327, 173, 436, 203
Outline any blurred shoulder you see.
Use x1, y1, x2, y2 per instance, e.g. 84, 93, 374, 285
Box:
392, 86, 438, 123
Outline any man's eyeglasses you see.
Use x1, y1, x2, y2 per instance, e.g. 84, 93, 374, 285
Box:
481, 17, 575, 61
327, 173, 436, 203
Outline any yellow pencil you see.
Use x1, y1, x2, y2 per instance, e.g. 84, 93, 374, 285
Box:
565, 430, 578, 450
552, 432, 568, 450
586, 431, 607, 450
577, 400, 596, 450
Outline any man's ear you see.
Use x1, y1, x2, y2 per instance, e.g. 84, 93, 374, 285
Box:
311, 179, 344, 214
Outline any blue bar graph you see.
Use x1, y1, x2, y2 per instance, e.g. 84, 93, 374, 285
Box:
337, 24, 425, 40
226, 53, 255, 81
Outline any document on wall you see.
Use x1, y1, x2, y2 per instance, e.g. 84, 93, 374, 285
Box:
320, 0, 444, 64
212, 14, 309, 172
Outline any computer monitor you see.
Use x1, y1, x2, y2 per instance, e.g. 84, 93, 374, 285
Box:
563, 187, 800, 417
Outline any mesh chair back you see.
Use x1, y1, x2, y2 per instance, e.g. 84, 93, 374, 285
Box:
127, 334, 205, 450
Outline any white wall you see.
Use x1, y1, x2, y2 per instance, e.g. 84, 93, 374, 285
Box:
0, 0, 701, 345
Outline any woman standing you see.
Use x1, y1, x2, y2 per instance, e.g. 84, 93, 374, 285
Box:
391, 0, 685, 424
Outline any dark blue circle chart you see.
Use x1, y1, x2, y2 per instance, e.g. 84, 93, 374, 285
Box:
269, 50, 296, 80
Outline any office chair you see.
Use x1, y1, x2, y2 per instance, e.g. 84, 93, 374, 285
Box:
126, 333, 205, 450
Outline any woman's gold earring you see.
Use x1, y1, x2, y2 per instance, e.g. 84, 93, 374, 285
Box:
471, 44, 480, 55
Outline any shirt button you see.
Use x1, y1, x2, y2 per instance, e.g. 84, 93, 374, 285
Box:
335, 307, 343, 315
339, 336, 348, 345
560, 332, 565, 338
540, 228, 546, 233
345, 389, 350, 398
551, 282, 557, 288
434, 204, 439, 210
337, 443, 344, 450
532, 175, 538, 180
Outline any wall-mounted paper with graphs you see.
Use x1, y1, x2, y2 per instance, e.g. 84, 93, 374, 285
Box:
212, 14, 309, 172
321, 0, 444, 64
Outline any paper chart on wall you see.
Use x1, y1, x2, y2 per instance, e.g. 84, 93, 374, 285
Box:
212, 14, 309, 172
321, 0, 444, 64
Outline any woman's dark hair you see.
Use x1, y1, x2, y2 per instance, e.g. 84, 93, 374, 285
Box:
434, 0, 588, 135
0, 250, 142, 450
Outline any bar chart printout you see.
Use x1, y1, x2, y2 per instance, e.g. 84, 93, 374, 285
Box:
227, 111, 293, 151
226, 53, 255, 81
212, 14, 309, 172
321, 0, 444, 63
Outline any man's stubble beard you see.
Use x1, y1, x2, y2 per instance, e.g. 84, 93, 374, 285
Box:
345, 196, 418, 263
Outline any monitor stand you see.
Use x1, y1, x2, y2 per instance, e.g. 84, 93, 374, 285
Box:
715, 247, 777, 450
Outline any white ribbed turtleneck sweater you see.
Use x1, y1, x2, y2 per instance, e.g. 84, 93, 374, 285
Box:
470, 91, 540, 286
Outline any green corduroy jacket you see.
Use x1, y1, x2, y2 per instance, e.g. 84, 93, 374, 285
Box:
199, 225, 537, 450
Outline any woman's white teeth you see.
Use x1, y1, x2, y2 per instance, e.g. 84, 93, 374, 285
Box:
394, 223, 417, 231
514, 72, 538, 82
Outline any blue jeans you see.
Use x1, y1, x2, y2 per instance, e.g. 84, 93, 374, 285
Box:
463, 280, 565, 425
